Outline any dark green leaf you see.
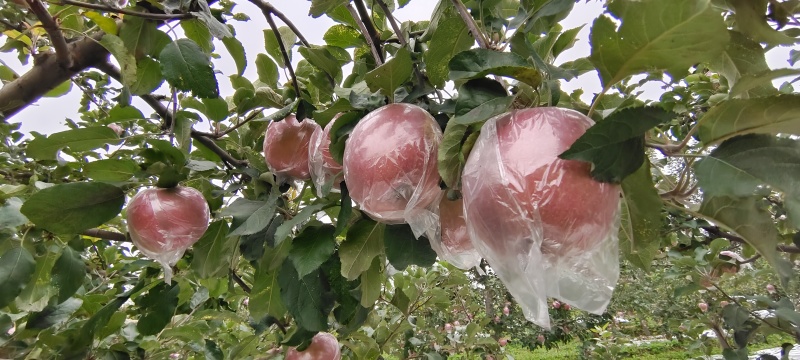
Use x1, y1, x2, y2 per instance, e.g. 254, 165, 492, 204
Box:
21, 182, 125, 234
454, 78, 507, 116
359, 257, 382, 308
128, 57, 164, 96
365, 47, 413, 98
438, 120, 470, 189
619, 161, 662, 271
136, 282, 180, 335
339, 219, 385, 280
278, 261, 332, 332
0, 197, 27, 230
0, 247, 36, 308
83, 159, 138, 182
299, 45, 345, 81
709, 31, 773, 97
250, 267, 286, 319
264, 27, 296, 68
223, 190, 280, 237
335, 184, 352, 237
159, 38, 219, 98
729, 68, 800, 98
118, 17, 167, 58
26, 298, 82, 330
425, 16, 474, 88
100, 34, 137, 88
51, 246, 86, 303
27, 127, 120, 160
181, 19, 213, 53
191, 221, 236, 279
384, 224, 437, 270
189, 0, 232, 39
449, 49, 542, 87
289, 225, 337, 278
274, 203, 327, 245
698, 95, 800, 144
559, 106, 674, 183
454, 96, 514, 125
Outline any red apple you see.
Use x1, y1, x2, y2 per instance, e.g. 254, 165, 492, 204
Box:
108, 123, 124, 136
537, 334, 546, 344
767, 284, 776, 294
503, 306, 510, 315
343, 103, 442, 224
439, 197, 471, 252
552, 300, 561, 309
285, 332, 341, 360
498, 338, 508, 347
563, 304, 571, 311
453, 320, 460, 326
127, 186, 210, 281
698, 302, 708, 312
263, 114, 319, 182
309, 117, 344, 196
445, 323, 453, 332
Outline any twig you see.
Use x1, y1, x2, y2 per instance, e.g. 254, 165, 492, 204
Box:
374, 0, 406, 47
230, 270, 252, 294
702, 226, 800, 254
263, 11, 300, 97
52, 0, 192, 20
214, 110, 261, 138
740, 254, 762, 265
450, 0, 488, 49
0, 18, 24, 32
247, 0, 309, 47
348, 3, 383, 65
27, 0, 73, 68
81, 228, 129, 242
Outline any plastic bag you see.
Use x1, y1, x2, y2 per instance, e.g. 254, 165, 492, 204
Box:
461, 107, 621, 329
343, 103, 442, 238
309, 116, 344, 197
127, 186, 210, 283
263, 114, 320, 183
431, 195, 481, 270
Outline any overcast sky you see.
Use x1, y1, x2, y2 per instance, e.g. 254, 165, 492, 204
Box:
1, 1, 796, 135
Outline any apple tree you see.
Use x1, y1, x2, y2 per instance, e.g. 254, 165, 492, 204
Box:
2, 0, 800, 359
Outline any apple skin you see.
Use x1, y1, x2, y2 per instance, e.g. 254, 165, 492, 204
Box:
309, 117, 344, 195
440, 197, 471, 252
263, 114, 320, 182
126, 186, 210, 265
343, 103, 442, 224
285, 332, 341, 360
461, 107, 620, 258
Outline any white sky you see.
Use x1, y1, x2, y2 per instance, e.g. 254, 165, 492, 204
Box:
1, 1, 796, 135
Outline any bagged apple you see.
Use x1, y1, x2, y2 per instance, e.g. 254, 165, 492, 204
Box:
126, 186, 210, 283
343, 103, 443, 238
431, 195, 481, 270
285, 332, 341, 360
309, 116, 344, 197
461, 107, 621, 328
263, 114, 320, 183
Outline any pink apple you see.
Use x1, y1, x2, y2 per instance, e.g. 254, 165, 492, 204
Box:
498, 338, 508, 347
537, 334, 546, 344
444, 323, 453, 332
503, 306, 510, 315
263, 114, 319, 181
285, 332, 341, 360
552, 300, 561, 309
767, 284, 776, 294
698, 302, 708, 312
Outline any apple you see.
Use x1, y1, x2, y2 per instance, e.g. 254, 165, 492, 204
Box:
108, 123, 124, 136
563, 304, 571, 311
343, 103, 442, 224
309, 117, 344, 195
126, 186, 210, 281
453, 320, 460, 326
440, 197, 472, 251
444, 323, 453, 332
537, 334, 546, 344
285, 332, 341, 360
720, 301, 729, 308
494, 316, 501, 323
698, 302, 708, 312
503, 306, 510, 316
461, 107, 620, 258
498, 338, 508, 347
767, 284, 776, 294
263, 114, 319, 182
552, 300, 561, 309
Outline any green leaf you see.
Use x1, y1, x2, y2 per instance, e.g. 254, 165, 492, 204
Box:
559, 106, 674, 183
43, 80, 72, 98
365, 47, 413, 97
129, 57, 164, 96
726, 0, 797, 46
335, 184, 352, 237
136, 282, 180, 335
454, 96, 514, 125
63, 282, 140, 358
274, 203, 327, 245
728, 68, 800, 99
21, 182, 125, 234
709, 31, 772, 96
0, 247, 36, 309
697, 95, 800, 144
339, 219, 385, 280
83, 159, 138, 182
619, 161, 662, 271
256, 53, 279, 85
159, 38, 219, 98
589, 0, 729, 89
222, 36, 247, 76
323, 24, 364, 48
191, 221, 236, 279
425, 16, 474, 88
100, 34, 137, 87
288, 225, 337, 278
384, 224, 437, 270
189, 0, 232, 39
0, 197, 27, 230
85, 11, 117, 35
51, 246, 86, 304
223, 190, 280, 237
181, 19, 213, 53
119, 17, 168, 58
454, 78, 508, 116
695, 134, 800, 228
438, 120, 470, 189
359, 257, 382, 308
699, 196, 793, 286
16, 247, 58, 312
201, 97, 230, 122
309, 0, 348, 18
250, 268, 286, 319
278, 261, 332, 332
299, 45, 345, 80
449, 49, 542, 87
27, 127, 120, 160
264, 27, 297, 68
26, 298, 82, 330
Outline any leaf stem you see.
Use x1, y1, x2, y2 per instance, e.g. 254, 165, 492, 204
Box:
28, 0, 73, 69
450, 0, 488, 49
347, 3, 383, 65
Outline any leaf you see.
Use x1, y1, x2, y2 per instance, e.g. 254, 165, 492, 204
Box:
118, 17, 168, 58
274, 203, 327, 245
250, 268, 286, 319
0, 247, 36, 309
43, 80, 72, 98
189, 0, 232, 39
697, 95, 800, 144
438, 120, 470, 189
51, 246, 86, 304
726, 0, 797, 46
335, 184, 353, 237
364, 47, 413, 98
16, 248, 58, 312
181, 19, 213, 53
255, 53, 279, 85
589, 0, 729, 89
425, 17, 474, 88
729, 68, 800, 98
299, 45, 345, 80
27, 127, 120, 160
449, 49, 542, 87
699, 196, 793, 286
560, 106, 674, 183
128, 57, 164, 96
159, 38, 219, 98
83, 159, 138, 182
85, 11, 117, 35
264, 27, 297, 68
323, 24, 364, 48
223, 190, 280, 237
26, 298, 82, 330
454, 78, 508, 116
288, 225, 337, 278
454, 97, 514, 125
339, 219, 385, 280
21, 182, 125, 234
136, 282, 180, 335
309, 0, 348, 18
191, 221, 236, 279
359, 257, 382, 308
618, 161, 662, 271
709, 30, 772, 95
0, 197, 27, 230
100, 34, 137, 87
384, 224, 437, 270
222, 36, 247, 76
695, 134, 800, 228
201, 97, 230, 122
278, 261, 332, 332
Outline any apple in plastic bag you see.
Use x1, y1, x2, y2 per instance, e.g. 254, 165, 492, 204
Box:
436, 196, 481, 269
126, 186, 210, 282
309, 117, 344, 196
263, 114, 319, 182
285, 332, 341, 360
343, 103, 442, 225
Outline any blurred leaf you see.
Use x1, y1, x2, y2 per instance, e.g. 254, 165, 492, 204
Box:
425, 16, 474, 88
224, 190, 280, 237
384, 224, 437, 270
0, 197, 27, 230
119, 17, 168, 58
135, 282, 180, 335
439, 121, 470, 189
0, 247, 36, 309
289, 225, 336, 278
278, 260, 332, 332
27, 127, 120, 160
129, 57, 165, 96
83, 159, 138, 182
84, 11, 117, 35
160, 38, 219, 98
192, 221, 236, 279
365, 48, 413, 98
335, 184, 353, 237
726, 0, 797, 46
100, 34, 137, 87
709, 30, 773, 96
697, 95, 800, 144
449, 49, 541, 87
17, 247, 58, 312
21, 182, 125, 234
339, 219, 385, 280
454, 97, 514, 125
250, 268, 286, 319
310, 0, 348, 18
359, 257, 382, 308
26, 298, 82, 330
619, 161, 662, 271
51, 246, 86, 304
728, 68, 800, 98
189, 0, 232, 39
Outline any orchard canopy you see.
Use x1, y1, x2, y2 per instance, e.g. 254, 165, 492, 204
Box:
2, 0, 800, 359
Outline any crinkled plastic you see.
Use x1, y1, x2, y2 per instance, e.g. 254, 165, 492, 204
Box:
461, 107, 621, 329
263, 114, 320, 183
430, 195, 481, 270
343, 103, 442, 239
126, 186, 210, 283
285, 332, 341, 360
309, 116, 344, 197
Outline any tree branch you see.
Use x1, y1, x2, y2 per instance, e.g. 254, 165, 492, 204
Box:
247, 0, 309, 47
702, 226, 800, 254
374, 0, 406, 47
347, 3, 383, 65
450, 0, 488, 49
53, 0, 193, 20
230, 270, 251, 294
27, 0, 73, 68
0, 18, 24, 32
262, 10, 300, 97
81, 228, 129, 242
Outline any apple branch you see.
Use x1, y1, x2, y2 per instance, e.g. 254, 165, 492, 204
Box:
450, 0, 489, 49
230, 270, 252, 294
53, 0, 192, 20
27, 0, 72, 68
247, 0, 309, 47
374, 0, 406, 47
702, 226, 800, 254
263, 10, 300, 97
81, 228, 129, 242
347, 3, 383, 65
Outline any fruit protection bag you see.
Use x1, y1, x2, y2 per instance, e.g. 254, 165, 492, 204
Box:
127, 187, 210, 283
343, 103, 443, 239
461, 108, 621, 329
431, 196, 481, 270
309, 118, 344, 198
263, 115, 319, 183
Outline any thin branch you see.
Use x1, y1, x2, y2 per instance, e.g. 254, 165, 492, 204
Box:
740, 254, 762, 265
263, 11, 300, 97
374, 0, 406, 47
347, 4, 383, 65
450, 0, 488, 49
81, 228, 129, 242
353, 0, 383, 56
230, 270, 252, 294
214, 110, 262, 139
247, 0, 309, 47
0, 18, 24, 32
52, 0, 192, 20
27, 0, 72, 68
702, 226, 800, 254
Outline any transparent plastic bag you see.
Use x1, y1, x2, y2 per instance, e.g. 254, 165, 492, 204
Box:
430, 195, 481, 270
263, 114, 320, 183
461, 107, 621, 328
127, 186, 210, 283
343, 103, 442, 239
309, 116, 344, 198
